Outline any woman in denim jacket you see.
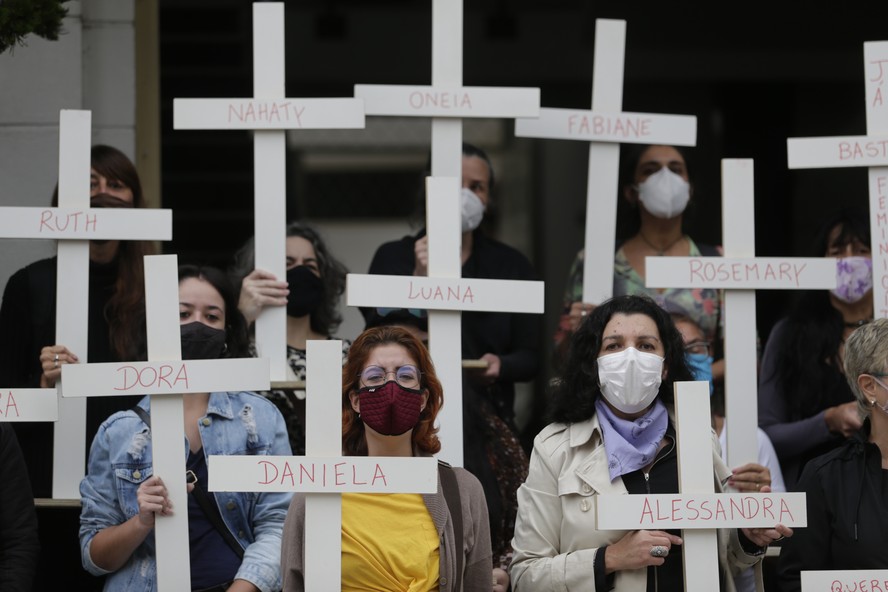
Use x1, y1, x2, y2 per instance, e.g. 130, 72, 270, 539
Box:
79, 265, 292, 592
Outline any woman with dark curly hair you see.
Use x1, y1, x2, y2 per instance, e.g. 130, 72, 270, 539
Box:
758, 206, 873, 490
281, 325, 496, 591
229, 221, 350, 454
511, 295, 789, 591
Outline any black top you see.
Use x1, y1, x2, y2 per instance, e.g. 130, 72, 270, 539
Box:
0, 423, 39, 592
778, 420, 888, 591
362, 230, 542, 424
0, 256, 144, 497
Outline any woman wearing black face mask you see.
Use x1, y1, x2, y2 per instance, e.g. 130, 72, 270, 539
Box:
79, 265, 291, 592
229, 222, 350, 455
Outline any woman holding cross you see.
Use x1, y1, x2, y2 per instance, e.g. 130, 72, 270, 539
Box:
554, 144, 724, 383
281, 325, 498, 591
79, 265, 292, 592
229, 220, 352, 456
777, 317, 888, 590
511, 295, 790, 591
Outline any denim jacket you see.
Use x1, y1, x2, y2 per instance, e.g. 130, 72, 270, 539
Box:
79, 391, 293, 592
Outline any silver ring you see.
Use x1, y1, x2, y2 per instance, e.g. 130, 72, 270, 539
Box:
650, 545, 668, 558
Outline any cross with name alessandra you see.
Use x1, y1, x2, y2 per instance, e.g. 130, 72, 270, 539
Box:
596, 382, 807, 591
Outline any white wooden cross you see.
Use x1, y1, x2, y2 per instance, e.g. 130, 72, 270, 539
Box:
596, 382, 807, 591
62, 254, 271, 592
173, 2, 365, 385
802, 569, 888, 591
0, 110, 172, 499
209, 340, 438, 590
515, 19, 696, 304
646, 160, 835, 468
787, 41, 888, 319
351, 0, 542, 465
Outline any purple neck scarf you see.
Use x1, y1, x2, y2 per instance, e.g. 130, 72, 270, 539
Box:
595, 398, 668, 481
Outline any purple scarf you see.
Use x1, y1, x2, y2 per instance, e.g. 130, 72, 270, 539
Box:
595, 398, 668, 481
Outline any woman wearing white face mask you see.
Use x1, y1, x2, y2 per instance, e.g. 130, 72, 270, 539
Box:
555, 144, 725, 386
758, 207, 874, 490
511, 295, 790, 592
777, 318, 888, 591
361, 143, 540, 578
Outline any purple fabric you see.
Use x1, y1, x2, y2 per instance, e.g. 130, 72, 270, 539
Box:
595, 398, 668, 481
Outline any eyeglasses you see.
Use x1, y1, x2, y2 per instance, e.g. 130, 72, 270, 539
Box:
359, 365, 421, 389
684, 341, 712, 356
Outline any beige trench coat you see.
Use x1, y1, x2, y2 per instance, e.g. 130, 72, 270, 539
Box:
510, 410, 763, 591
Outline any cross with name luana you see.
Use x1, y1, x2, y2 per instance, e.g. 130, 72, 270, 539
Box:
209, 339, 438, 591
596, 381, 806, 591
62, 255, 270, 592
174, 2, 365, 385
0, 110, 172, 499
645, 159, 836, 467
515, 18, 696, 304
349, 0, 544, 465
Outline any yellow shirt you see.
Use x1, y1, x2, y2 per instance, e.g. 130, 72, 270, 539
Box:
342, 493, 440, 592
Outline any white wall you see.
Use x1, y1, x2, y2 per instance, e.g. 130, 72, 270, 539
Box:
0, 0, 136, 293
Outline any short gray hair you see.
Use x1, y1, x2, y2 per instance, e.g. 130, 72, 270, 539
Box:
843, 318, 888, 418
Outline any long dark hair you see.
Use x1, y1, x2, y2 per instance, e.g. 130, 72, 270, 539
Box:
230, 221, 348, 336
178, 264, 251, 358
92, 145, 155, 361
51, 145, 154, 361
548, 294, 693, 424
342, 326, 443, 456
767, 206, 871, 419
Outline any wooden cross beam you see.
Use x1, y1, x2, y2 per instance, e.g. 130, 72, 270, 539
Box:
174, 2, 365, 384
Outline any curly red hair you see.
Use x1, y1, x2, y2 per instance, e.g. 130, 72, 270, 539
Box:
342, 326, 443, 456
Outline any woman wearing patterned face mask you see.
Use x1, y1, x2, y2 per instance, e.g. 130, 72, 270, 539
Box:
555, 144, 725, 386
512, 295, 789, 592
230, 221, 351, 455
759, 206, 874, 489
281, 325, 497, 591
79, 265, 292, 592
777, 318, 888, 591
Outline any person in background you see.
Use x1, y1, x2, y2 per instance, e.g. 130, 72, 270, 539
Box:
281, 325, 497, 591
672, 312, 784, 592
362, 143, 541, 439
777, 318, 888, 591
758, 207, 872, 489
511, 295, 789, 591
555, 144, 724, 384
0, 423, 39, 592
79, 265, 291, 592
0, 144, 152, 494
0, 144, 153, 591
229, 221, 351, 455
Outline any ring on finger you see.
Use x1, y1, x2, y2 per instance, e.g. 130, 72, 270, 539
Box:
650, 545, 668, 558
